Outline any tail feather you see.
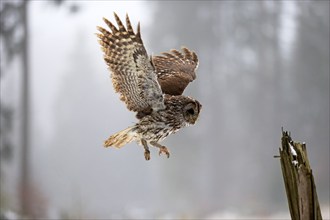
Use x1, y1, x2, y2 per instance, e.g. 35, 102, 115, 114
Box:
104, 126, 137, 148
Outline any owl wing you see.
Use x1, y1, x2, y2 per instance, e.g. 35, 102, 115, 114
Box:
96, 13, 165, 112
152, 47, 199, 95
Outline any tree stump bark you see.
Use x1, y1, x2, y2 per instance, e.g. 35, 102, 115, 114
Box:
278, 129, 322, 220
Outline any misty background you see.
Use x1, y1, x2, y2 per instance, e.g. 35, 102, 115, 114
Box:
0, 1, 329, 219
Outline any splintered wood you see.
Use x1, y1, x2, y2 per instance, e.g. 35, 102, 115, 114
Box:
278, 130, 322, 220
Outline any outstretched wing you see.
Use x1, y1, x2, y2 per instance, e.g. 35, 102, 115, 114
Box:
96, 13, 165, 112
152, 47, 199, 95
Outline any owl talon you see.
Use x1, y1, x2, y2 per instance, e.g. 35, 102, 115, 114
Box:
144, 150, 151, 160
158, 146, 170, 158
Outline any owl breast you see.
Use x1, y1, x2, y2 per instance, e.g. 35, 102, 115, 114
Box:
135, 110, 184, 143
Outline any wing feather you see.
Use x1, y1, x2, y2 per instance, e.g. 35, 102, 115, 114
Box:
153, 47, 199, 95
103, 17, 118, 33
125, 13, 134, 34
113, 13, 126, 32
97, 13, 165, 112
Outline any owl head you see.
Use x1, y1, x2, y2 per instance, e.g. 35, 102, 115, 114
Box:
183, 98, 202, 125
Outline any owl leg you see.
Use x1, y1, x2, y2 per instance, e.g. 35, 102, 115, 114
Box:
141, 139, 151, 161
150, 141, 170, 158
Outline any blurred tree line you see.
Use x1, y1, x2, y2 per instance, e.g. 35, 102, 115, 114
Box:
0, 0, 79, 217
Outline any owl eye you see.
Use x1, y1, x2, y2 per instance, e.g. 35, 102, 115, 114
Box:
186, 108, 195, 115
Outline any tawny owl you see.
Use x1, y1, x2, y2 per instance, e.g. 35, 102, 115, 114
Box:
96, 13, 201, 160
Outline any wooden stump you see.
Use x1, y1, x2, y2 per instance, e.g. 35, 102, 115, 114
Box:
278, 129, 322, 220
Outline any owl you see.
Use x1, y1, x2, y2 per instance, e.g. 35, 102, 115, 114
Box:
96, 13, 201, 160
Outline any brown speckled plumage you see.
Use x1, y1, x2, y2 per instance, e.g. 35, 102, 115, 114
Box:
153, 48, 199, 95
97, 13, 202, 160
96, 13, 164, 112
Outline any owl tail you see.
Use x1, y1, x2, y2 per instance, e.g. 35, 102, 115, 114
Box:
104, 126, 137, 148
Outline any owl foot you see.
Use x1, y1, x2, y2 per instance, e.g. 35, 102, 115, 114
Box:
144, 150, 151, 161
150, 141, 170, 158
141, 139, 151, 161
158, 146, 170, 158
